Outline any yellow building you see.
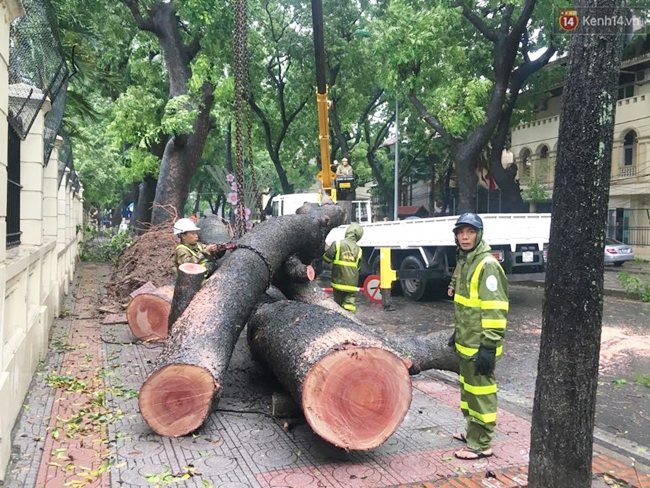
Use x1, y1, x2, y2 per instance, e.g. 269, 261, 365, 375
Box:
511, 52, 650, 260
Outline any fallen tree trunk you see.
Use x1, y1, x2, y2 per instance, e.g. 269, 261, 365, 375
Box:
168, 263, 206, 333
284, 282, 459, 375
247, 301, 412, 450
126, 285, 174, 342
138, 205, 346, 436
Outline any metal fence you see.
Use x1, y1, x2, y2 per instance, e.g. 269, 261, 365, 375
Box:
8, 0, 68, 140
607, 226, 650, 246
7, 126, 22, 249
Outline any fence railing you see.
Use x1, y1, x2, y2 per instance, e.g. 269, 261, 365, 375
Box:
608, 226, 650, 246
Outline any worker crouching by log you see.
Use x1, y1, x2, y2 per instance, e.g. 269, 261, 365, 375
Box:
323, 223, 363, 313
173, 218, 227, 279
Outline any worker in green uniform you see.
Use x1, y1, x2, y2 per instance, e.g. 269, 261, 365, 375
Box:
173, 218, 227, 278
323, 223, 363, 313
448, 212, 508, 460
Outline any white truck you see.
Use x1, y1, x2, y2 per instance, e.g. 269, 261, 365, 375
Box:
269, 193, 373, 224
325, 213, 551, 300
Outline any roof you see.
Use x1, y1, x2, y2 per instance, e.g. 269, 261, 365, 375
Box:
398, 205, 429, 217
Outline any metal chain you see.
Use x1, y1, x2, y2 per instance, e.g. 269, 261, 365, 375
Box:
233, 0, 248, 238
245, 70, 264, 223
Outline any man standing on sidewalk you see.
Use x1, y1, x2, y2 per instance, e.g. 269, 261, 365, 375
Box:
448, 213, 508, 460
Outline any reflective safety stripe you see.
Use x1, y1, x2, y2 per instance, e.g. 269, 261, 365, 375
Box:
331, 283, 359, 292
454, 255, 497, 308
481, 300, 509, 311
459, 375, 498, 395
455, 343, 503, 357
482, 318, 507, 329
460, 401, 497, 424
342, 303, 356, 311
332, 241, 362, 267
176, 243, 205, 257
323, 254, 333, 263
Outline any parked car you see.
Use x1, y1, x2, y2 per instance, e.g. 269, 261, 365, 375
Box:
604, 238, 634, 266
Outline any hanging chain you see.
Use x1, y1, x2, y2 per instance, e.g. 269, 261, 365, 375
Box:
244, 46, 264, 223
233, 0, 248, 238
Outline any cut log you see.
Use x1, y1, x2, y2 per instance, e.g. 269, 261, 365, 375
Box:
247, 301, 412, 450
273, 255, 316, 289
380, 331, 460, 375
138, 205, 346, 436
168, 263, 206, 332
284, 282, 459, 375
197, 214, 232, 245
126, 285, 173, 342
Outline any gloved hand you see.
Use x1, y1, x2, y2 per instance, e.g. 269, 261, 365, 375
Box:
474, 344, 496, 376
447, 332, 456, 348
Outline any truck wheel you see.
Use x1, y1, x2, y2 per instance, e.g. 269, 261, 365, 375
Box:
399, 255, 433, 301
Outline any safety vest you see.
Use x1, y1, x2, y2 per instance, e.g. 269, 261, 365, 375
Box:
324, 240, 362, 292
453, 247, 508, 359
176, 243, 208, 266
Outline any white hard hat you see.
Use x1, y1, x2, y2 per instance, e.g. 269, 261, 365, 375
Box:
173, 218, 200, 235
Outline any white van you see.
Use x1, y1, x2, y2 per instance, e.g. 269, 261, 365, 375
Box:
269, 193, 372, 224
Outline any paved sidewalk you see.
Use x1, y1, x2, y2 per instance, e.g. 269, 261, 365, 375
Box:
2, 264, 649, 488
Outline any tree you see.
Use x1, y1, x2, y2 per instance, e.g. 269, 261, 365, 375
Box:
528, 2, 626, 486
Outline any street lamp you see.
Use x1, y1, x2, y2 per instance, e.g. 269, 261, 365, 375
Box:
394, 99, 399, 221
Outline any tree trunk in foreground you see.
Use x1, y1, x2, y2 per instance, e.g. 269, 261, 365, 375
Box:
282, 281, 459, 374
528, 3, 625, 486
168, 263, 206, 332
247, 301, 412, 450
138, 205, 346, 436
126, 285, 174, 342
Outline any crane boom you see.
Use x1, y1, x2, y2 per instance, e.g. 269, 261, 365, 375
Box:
311, 0, 336, 200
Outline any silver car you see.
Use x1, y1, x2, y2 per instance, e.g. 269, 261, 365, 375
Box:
604, 238, 634, 266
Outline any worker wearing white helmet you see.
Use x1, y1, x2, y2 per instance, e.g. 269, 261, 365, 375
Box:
173, 218, 227, 275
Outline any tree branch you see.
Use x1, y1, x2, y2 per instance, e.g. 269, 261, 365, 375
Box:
455, 0, 497, 43
122, 0, 155, 32
407, 90, 456, 149
511, 0, 536, 38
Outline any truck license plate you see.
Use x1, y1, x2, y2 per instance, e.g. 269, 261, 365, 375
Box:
339, 182, 351, 188
522, 251, 534, 263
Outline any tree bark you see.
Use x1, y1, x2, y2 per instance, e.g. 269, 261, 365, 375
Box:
138, 205, 346, 436
122, 1, 215, 224
273, 255, 316, 286
168, 263, 206, 332
133, 175, 157, 233
528, 3, 625, 486
381, 332, 459, 375
247, 301, 412, 450
126, 285, 174, 342
196, 214, 232, 245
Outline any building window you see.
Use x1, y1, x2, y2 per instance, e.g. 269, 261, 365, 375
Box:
617, 84, 635, 100
623, 130, 636, 166
540, 146, 549, 163
6, 125, 22, 248
521, 149, 531, 177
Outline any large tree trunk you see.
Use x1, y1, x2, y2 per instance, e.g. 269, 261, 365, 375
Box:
138, 205, 346, 436
133, 175, 158, 233
528, 3, 625, 487
247, 301, 412, 450
280, 281, 458, 375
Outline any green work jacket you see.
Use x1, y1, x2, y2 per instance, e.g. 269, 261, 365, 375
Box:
453, 239, 509, 360
323, 224, 363, 292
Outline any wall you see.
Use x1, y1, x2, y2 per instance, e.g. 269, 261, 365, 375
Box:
0, 0, 82, 479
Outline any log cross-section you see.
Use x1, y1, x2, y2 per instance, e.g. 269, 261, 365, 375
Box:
247, 301, 412, 450
138, 206, 346, 436
126, 285, 174, 342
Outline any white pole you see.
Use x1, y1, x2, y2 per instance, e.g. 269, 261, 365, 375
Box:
393, 99, 399, 221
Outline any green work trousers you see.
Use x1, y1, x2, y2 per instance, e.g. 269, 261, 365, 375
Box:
333, 290, 356, 313
459, 357, 497, 450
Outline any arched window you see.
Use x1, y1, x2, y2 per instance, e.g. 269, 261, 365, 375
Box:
521, 149, 531, 177
623, 130, 637, 166
540, 145, 549, 163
